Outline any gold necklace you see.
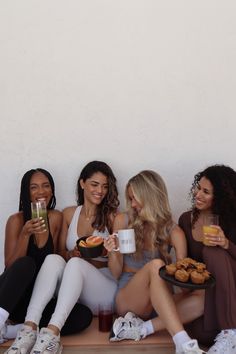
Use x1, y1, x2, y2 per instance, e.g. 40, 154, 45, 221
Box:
82, 206, 96, 221
84, 213, 95, 221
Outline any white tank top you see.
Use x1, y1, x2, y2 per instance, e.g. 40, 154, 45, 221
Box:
66, 205, 109, 262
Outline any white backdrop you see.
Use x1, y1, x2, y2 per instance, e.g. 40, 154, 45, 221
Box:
0, 0, 236, 270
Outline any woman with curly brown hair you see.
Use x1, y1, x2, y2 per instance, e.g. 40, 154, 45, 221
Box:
179, 164, 236, 353
5, 161, 119, 354
105, 170, 205, 354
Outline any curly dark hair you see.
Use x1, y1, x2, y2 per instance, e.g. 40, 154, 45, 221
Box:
76, 161, 119, 233
190, 164, 236, 231
19, 168, 56, 223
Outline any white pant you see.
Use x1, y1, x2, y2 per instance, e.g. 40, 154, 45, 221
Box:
25, 255, 117, 330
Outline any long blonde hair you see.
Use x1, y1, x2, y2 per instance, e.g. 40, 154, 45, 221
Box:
126, 170, 173, 262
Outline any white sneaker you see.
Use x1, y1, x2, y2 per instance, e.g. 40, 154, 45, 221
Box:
208, 330, 236, 354
4, 325, 37, 354
109, 314, 145, 342
0, 323, 7, 344
124, 312, 144, 327
176, 339, 206, 354
30, 328, 62, 354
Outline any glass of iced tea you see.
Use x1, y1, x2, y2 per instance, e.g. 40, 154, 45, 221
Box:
202, 214, 219, 246
98, 303, 114, 332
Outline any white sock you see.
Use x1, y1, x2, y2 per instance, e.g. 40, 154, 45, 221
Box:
0, 308, 9, 330
173, 330, 191, 352
140, 320, 154, 337
5, 324, 23, 339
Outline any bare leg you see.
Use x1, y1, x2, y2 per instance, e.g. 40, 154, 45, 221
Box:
116, 259, 188, 336
151, 290, 205, 332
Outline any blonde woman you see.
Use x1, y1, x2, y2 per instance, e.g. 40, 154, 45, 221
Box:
104, 170, 205, 354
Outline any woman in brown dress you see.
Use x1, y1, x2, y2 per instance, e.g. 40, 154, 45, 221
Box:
179, 164, 236, 353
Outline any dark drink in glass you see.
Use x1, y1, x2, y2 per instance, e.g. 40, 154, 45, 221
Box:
98, 305, 113, 332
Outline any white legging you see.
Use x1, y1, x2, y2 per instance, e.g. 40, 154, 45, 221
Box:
25, 254, 117, 330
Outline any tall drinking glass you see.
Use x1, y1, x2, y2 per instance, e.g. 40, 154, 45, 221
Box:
202, 214, 219, 246
31, 201, 48, 232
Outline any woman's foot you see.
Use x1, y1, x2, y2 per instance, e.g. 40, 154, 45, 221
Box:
109, 312, 145, 342
176, 339, 206, 353
4, 325, 37, 354
207, 329, 236, 354
29, 327, 62, 354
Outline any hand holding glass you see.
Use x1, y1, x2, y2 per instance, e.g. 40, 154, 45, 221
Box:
31, 201, 48, 232
202, 215, 219, 246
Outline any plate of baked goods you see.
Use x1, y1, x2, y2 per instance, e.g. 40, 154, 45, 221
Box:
159, 257, 216, 289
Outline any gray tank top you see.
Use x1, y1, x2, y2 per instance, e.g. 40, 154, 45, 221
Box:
123, 249, 161, 269
122, 213, 174, 269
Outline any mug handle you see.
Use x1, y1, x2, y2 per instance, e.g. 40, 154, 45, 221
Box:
112, 233, 119, 252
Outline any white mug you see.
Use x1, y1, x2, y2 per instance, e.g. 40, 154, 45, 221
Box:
113, 229, 136, 254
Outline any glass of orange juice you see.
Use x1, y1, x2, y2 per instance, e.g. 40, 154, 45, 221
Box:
202, 214, 219, 246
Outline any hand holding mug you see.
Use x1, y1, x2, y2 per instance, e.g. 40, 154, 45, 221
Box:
104, 234, 118, 253
112, 229, 136, 254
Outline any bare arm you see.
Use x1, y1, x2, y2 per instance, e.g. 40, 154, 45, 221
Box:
170, 224, 187, 261
105, 213, 127, 279
4, 213, 45, 268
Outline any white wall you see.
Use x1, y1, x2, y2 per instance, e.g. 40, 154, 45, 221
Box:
0, 0, 236, 269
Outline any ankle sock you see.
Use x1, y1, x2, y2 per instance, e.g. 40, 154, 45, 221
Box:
140, 320, 154, 337
173, 330, 191, 352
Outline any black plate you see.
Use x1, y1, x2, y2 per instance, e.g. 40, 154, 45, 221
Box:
159, 266, 216, 289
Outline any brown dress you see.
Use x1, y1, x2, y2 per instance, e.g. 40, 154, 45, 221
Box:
179, 211, 236, 346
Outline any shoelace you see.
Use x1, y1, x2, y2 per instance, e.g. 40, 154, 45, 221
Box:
13, 330, 35, 346
124, 313, 144, 328
118, 321, 141, 341
33, 332, 56, 351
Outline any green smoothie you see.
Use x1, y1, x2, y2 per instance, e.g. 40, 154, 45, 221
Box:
31, 201, 48, 231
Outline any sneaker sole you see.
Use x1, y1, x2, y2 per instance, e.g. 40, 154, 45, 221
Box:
58, 344, 63, 354
30, 343, 63, 354
109, 328, 120, 342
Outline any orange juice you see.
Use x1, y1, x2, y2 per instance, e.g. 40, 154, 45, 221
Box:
202, 225, 219, 246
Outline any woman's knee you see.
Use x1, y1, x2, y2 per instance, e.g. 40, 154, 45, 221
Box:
66, 257, 90, 273
42, 254, 66, 272
146, 258, 165, 275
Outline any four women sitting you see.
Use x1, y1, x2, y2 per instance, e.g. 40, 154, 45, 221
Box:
2, 162, 236, 354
